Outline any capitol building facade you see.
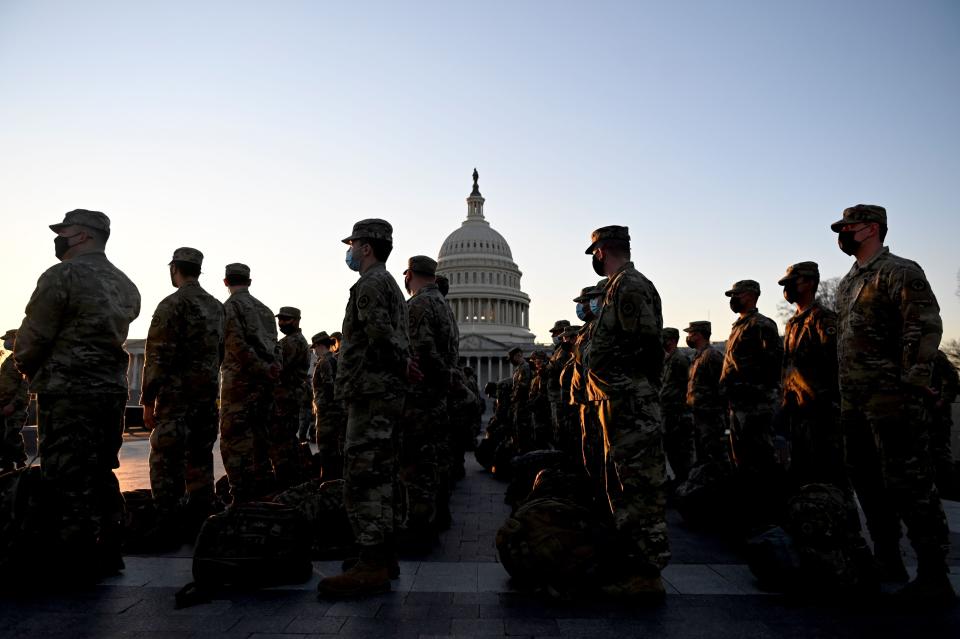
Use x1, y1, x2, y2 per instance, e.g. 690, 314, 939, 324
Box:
436, 170, 536, 391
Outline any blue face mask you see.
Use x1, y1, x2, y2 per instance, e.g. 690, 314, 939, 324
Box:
589, 297, 602, 317
575, 303, 588, 321
552, 336, 561, 346
2, 340, 12, 352
345, 247, 361, 272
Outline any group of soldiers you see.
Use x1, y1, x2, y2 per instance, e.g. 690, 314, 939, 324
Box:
0, 203, 956, 604
485, 205, 957, 603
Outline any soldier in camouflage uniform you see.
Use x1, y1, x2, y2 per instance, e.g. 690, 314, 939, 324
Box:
546, 320, 571, 440
311, 331, 345, 480
832, 204, 953, 601
777, 261, 844, 488
928, 350, 959, 497
141, 247, 224, 533
15, 209, 140, 581
219, 263, 281, 503
319, 219, 411, 598
719, 279, 783, 476
683, 321, 728, 465
584, 225, 669, 599
660, 328, 695, 483
527, 350, 552, 449
569, 284, 607, 501
271, 306, 310, 487
0, 329, 28, 471
554, 324, 582, 459
508, 347, 534, 453
397, 255, 457, 545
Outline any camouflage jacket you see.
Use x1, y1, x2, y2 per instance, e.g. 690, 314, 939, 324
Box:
545, 344, 572, 403
660, 348, 690, 414
276, 330, 310, 404
140, 280, 224, 405
15, 251, 140, 395
335, 262, 410, 400
407, 284, 458, 394
836, 247, 942, 399
312, 351, 340, 413
221, 288, 279, 391
492, 378, 513, 430
587, 262, 663, 401
782, 302, 838, 411
686, 345, 724, 411
510, 360, 532, 409
719, 309, 782, 403
568, 321, 597, 405
929, 350, 958, 416
0, 355, 28, 411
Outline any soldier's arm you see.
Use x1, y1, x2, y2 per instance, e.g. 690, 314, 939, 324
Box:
937, 351, 959, 404
815, 312, 840, 400
761, 319, 784, 385
894, 266, 942, 390
14, 268, 69, 379
140, 297, 177, 405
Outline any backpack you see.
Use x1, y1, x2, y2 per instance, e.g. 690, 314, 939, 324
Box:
504, 450, 573, 508
0, 465, 47, 573
273, 478, 353, 558
121, 488, 159, 553
474, 437, 497, 471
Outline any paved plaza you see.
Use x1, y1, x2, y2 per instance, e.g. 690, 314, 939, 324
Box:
1, 434, 958, 638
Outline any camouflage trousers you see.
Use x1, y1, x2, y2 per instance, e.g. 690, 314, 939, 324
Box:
692, 407, 729, 464
296, 391, 314, 442
268, 393, 307, 486
579, 402, 606, 503
596, 384, 670, 573
220, 383, 274, 502
511, 406, 534, 453
315, 403, 346, 480
344, 391, 403, 547
36, 393, 125, 565
927, 410, 955, 495
727, 399, 779, 474
398, 393, 445, 529
843, 395, 949, 570
661, 407, 696, 483
553, 402, 581, 460
149, 394, 218, 513
1, 410, 27, 466
785, 402, 846, 489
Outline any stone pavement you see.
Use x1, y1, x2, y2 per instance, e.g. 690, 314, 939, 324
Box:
1, 438, 958, 638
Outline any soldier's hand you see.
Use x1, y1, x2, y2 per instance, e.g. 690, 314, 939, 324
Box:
143, 405, 156, 430
1, 404, 13, 417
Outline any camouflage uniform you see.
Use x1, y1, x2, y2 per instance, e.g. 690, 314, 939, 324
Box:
585, 226, 669, 575
311, 333, 345, 480
400, 264, 457, 532
141, 260, 225, 516
569, 288, 605, 500
527, 353, 552, 449
0, 331, 28, 468
553, 327, 582, 459
719, 286, 783, 474
14, 210, 139, 575
272, 308, 310, 485
220, 265, 281, 502
835, 244, 949, 573
684, 327, 727, 464
335, 233, 410, 549
660, 338, 695, 482
928, 351, 959, 494
546, 320, 572, 438
509, 352, 534, 452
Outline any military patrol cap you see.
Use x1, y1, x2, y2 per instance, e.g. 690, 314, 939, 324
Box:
404, 255, 437, 276
683, 321, 712, 335
312, 331, 334, 346
528, 349, 548, 361
562, 325, 582, 338
724, 279, 761, 297
169, 247, 203, 266
330, 331, 342, 342
585, 225, 630, 254
342, 218, 393, 244
777, 261, 820, 285
573, 285, 604, 303
2, 329, 16, 341
662, 327, 680, 341
830, 204, 887, 233
507, 346, 523, 357
49, 209, 111, 234
276, 306, 301, 319
550, 319, 571, 335
224, 263, 251, 278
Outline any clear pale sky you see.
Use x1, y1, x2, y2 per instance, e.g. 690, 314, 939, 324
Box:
1, 1, 958, 345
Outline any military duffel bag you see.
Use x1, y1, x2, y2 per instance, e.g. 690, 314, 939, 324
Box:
121, 488, 159, 553
273, 478, 353, 558
0, 465, 47, 573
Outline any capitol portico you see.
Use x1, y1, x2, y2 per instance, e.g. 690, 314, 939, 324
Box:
436, 170, 536, 391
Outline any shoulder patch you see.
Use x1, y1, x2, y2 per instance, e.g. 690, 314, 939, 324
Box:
826, 326, 836, 335
909, 279, 927, 292
621, 299, 637, 316
357, 295, 370, 310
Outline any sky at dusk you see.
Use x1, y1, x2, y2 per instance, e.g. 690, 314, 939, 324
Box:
1, 1, 958, 346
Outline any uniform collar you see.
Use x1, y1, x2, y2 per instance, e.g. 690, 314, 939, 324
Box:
732, 308, 759, 326
854, 246, 889, 272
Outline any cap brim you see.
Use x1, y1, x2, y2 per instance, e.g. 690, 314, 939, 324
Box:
776, 275, 796, 286
829, 218, 846, 232
724, 289, 736, 297
584, 241, 599, 255
49, 223, 68, 232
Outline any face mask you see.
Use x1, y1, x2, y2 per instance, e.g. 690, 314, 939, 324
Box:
782, 283, 799, 305
279, 324, 297, 335
729, 297, 745, 313
54, 233, 81, 260
561, 340, 573, 352
589, 297, 602, 317
575, 303, 588, 321
685, 336, 696, 349
2, 340, 12, 352
552, 336, 561, 346
591, 254, 605, 277
837, 230, 863, 256
404, 276, 412, 295
345, 247, 361, 272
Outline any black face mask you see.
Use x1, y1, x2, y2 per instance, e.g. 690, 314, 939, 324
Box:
729, 297, 745, 313
279, 324, 298, 335
560, 340, 573, 352
54, 233, 80, 260
591, 254, 605, 277
837, 230, 862, 256
782, 283, 799, 305
685, 336, 696, 349
404, 277, 412, 295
